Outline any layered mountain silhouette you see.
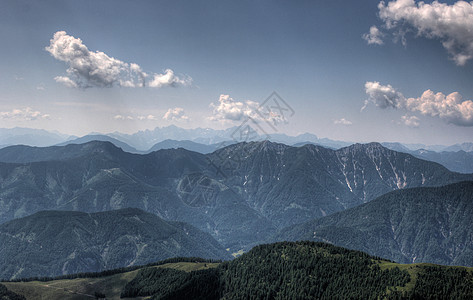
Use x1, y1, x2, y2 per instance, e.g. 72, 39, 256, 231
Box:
0, 208, 230, 280
55, 134, 142, 154
0, 140, 471, 251
147, 139, 219, 154
276, 181, 473, 267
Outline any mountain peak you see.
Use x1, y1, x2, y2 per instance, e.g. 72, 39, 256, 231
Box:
340, 142, 385, 152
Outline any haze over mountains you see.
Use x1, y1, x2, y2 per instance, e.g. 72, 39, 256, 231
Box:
0, 140, 471, 253
1, 126, 473, 284
2, 126, 473, 175
2, 126, 472, 152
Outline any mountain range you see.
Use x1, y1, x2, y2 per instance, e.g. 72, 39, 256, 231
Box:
0, 140, 471, 252
276, 181, 473, 267
0, 208, 230, 280
0, 128, 73, 148
4, 125, 472, 152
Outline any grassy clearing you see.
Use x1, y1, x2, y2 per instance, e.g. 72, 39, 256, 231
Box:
377, 260, 473, 295
2, 262, 219, 300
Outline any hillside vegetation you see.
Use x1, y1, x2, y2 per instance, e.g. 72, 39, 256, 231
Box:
3, 242, 472, 299
0, 208, 230, 280
276, 181, 473, 267
0, 141, 471, 251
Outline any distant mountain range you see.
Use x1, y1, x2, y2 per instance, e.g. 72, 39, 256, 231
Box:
148, 139, 221, 154
0, 127, 74, 148
276, 181, 473, 267
380, 142, 473, 173
0, 208, 230, 280
0, 140, 471, 252
2, 131, 472, 174
1, 125, 472, 153
55, 134, 142, 154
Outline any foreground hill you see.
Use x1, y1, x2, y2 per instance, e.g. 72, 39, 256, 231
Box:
0, 208, 230, 280
3, 242, 473, 299
277, 181, 473, 267
0, 141, 472, 250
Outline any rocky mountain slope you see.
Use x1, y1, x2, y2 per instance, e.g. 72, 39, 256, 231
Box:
0, 141, 471, 250
0, 208, 230, 280
276, 181, 473, 267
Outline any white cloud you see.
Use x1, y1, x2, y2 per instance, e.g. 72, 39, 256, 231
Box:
364, 81, 473, 126
405, 89, 473, 126
363, 81, 404, 110
54, 76, 78, 88
401, 115, 420, 127
113, 115, 134, 121
137, 115, 158, 121
334, 118, 353, 125
149, 69, 192, 88
209, 94, 285, 125
163, 107, 189, 121
0, 107, 50, 121
362, 26, 384, 45
45, 31, 192, 88
376, 0, 473, 65
114, 114, 159, 121
209, 94, 248, 122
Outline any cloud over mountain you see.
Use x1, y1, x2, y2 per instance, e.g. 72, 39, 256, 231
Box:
46, 31, 192, 88
163, 107, 189, 121
334, 118, 353, 126
364, 81, 473, 126
0, 107, 50, 121
372, 0, 473, 65
209, 94, 286, 125
401, 115, 420, 128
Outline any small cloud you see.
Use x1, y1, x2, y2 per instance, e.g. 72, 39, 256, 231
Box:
401, 115, 420, 128
115, 114, 159, 121
137, 115, 158, 121
0, 107, 51, 121
46, 31, 192, 88
364, 81, 473, 126
334, 118, 353, 126
363, 81, 405, 110
113, 115, 134, 121
54, 76, 78, 88
149, 69, 192, 88
362, 26, 384, 45
163, 107, 189, 121
372, 0, 473, 65
36, 85, 45, 90
14, 75, 24, 81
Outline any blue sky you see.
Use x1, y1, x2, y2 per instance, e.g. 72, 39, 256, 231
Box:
0, 0, 472, 145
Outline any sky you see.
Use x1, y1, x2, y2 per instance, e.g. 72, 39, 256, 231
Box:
0, 0, 472, 145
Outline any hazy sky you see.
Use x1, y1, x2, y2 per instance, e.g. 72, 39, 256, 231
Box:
1, 0, 472, 145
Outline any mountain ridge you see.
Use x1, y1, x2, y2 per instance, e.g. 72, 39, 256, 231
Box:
276, 181, 473, 267
0, 140, 472, 251
0, 208, 231, 280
